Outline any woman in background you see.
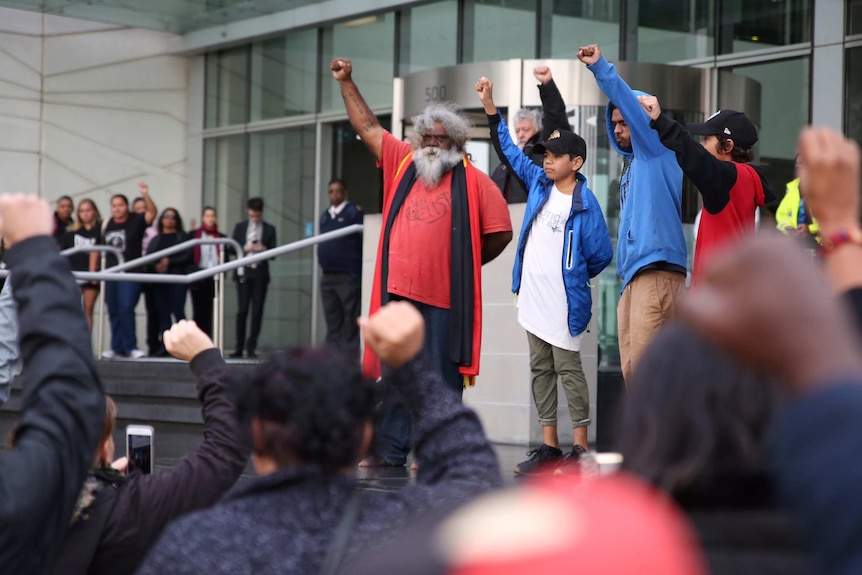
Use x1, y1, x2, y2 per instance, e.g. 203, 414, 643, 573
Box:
62, 198, 102, 330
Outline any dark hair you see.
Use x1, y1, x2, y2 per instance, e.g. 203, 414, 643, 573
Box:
617, 324, 782, 499
132, 196, 145, 207
156, 207, 185, 234
111, 194, 129, 207
716, 134, 755, 163
236, 347, 377, 470
247, 197, 264, 212
57, 195, 73, 204
202, 205, 217, 216
328, 178, 347, 190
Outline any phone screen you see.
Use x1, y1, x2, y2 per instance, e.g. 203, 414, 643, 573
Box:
128, 434, 153, 474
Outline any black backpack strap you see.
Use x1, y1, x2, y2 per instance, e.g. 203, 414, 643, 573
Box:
318, 489, 364, 575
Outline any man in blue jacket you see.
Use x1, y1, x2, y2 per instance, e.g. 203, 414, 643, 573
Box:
318, 178, 363, 356
578, 44, 687, 384
477, 76, 612, 475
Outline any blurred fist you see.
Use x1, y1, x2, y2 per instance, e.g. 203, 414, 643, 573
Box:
533, 66, 552, 84
163, 319, 215, 362
577, 44, 601, 65
111, 457, 129, 474
0, 195, 53, 247
680, 234, 862, 393
138, 181, 149, 195
475, 77, 494, 104
331, 58, 353, 82
359, 301, 425, 369
638, 95, 661, 120
797, 127, 861, 236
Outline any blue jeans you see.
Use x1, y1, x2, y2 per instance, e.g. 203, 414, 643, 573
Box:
373, 298, 462, 465
106, 281, 142, 355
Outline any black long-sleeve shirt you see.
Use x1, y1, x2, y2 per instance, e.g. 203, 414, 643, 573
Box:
0, 236, 105, 573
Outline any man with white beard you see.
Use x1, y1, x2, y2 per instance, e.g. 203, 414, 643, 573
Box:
331, 58, 513, 467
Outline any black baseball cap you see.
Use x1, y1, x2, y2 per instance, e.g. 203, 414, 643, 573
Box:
533, 129, 588, 161
686, 110, 758, 149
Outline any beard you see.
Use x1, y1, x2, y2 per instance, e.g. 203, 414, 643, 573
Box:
413, 146, 463, 188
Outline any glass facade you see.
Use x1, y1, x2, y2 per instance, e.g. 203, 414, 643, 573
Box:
199, 0, 851, 356
848, 46, 862, 149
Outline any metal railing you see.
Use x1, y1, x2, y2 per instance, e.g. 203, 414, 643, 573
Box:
2, 224, 363, 357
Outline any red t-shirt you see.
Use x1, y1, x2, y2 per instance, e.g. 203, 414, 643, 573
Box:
380, 131, 511, 308
693, 162, 765, 285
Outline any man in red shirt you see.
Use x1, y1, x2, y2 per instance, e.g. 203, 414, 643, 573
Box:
639, 97, 776, 285
331, 58, 513, 466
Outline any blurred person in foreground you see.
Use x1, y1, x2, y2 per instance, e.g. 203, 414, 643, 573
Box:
137, 301, 502, 575
52, 320, 250, 575
0, 195, 105, 573
681, 127, 862, 575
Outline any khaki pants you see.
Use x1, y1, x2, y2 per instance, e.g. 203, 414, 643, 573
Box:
617, 269, 686, 383
527, 331, 590, 428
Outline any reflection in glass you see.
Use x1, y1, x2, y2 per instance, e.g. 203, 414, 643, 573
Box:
398, 0, 458, 75
250, 29, 317, 121
320, 13, 395, 112
638, 0, 714, 62
850, 0, 862, 35
718, 0, 811, 55
246, 127, 318, 348
330, 116, 391, 215
847, 47, 862, 151
728, 57, 809, 194
204, 47, 249, 129
550, 0, 620, 60
463, 0, 536, 62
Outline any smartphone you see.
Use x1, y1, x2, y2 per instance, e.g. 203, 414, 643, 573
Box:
126, 424, 155, 475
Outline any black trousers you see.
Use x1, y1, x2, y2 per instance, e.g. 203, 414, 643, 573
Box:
320, 272, 361, 357
235, 274, 268, 354
190, 278, 215, 338
142, 283, 160, 355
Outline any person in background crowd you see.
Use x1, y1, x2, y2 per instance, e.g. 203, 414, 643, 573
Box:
148, 208, 192, 356
230, 197, 276, 359
578, 43, 686, 384
137, 302, 502, 575
0, 194, 105, 573
331, 57, 512, 468
190, 206, 226, 338
638, 99, 775, 286
618, 324, 813, 574
488, 66, 572, 204
62, 198, 103, 330
102, 182, 157, 359
776, 174, 820, 249
53, 195, 75, 248
52, 320, 250, 575
318, 178, 363, 357
134, 196, 162, 356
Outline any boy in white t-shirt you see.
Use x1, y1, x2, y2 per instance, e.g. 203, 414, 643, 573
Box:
477, 76, 613, 475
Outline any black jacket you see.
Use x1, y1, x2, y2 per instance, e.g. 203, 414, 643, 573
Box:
0, 236, 105, 574
137, 352, 503, 575
147, 231, 193, 274
318, 202, 363, 276
231, 220, 277, 282
490, 78, 572, 203
52, 349, 250, 575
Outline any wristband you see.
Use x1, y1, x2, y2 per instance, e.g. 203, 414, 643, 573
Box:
819, 227, 862, 257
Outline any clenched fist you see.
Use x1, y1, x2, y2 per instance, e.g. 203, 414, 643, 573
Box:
359, 301, 425, 369
163, 319, 215, 362
638, 95, 662, 121
0, 195, 53, 248
475, 77, 496, 115
331, 58, 353, 82
577, 44, 601, 65
533, 66, 552, 85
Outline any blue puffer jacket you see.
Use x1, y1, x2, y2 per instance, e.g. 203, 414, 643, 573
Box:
488, 112, 613, 337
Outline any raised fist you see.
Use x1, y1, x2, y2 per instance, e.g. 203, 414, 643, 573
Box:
577, 44, 601, 65
330, 58, 353, 82
638, 95, 662, 121
0, 195, 53, 247
533, 66, 552, 85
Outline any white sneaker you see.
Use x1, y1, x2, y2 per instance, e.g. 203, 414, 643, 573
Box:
102, 350, 118, 359
128, 349, 146, 359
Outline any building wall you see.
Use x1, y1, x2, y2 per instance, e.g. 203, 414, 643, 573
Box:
0, 7, 189, 216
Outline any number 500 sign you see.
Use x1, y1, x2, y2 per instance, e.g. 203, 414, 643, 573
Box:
425, 85, 447, 102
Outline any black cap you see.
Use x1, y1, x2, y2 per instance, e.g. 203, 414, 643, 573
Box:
686, 110, 758, 149
533, 129, 588, 161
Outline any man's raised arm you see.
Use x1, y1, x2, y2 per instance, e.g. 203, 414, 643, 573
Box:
331, 58, 385, 162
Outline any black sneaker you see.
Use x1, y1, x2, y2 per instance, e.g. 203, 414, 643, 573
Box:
514, 444, 563, 476
554, 445, 588, 477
